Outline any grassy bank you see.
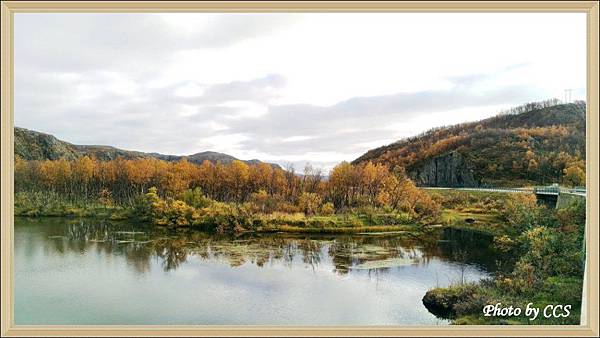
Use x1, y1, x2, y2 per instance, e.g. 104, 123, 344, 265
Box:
426, 189, 520, 236
15, 188, 529, 237
15, 190, 421, 235
15, 191, 131, 219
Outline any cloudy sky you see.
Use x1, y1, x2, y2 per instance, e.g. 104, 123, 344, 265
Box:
15, 13, 586, 172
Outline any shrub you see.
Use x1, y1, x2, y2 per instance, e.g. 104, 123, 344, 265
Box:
177, 187, 213, 209
320, 202, 335, 215
493, 235, 516, 252
502, 193, 540, 231
196, 202, 251, 234
518, 227, 584, 280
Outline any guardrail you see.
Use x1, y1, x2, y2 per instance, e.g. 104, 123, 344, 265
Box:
423, 186, 586, 197
559, 188, 587, 196
534, 187, 560, 195
422, 187, 530, 193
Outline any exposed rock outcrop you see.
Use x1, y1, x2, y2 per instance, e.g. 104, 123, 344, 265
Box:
14, 127, 80, 161
410, 151, 477, 187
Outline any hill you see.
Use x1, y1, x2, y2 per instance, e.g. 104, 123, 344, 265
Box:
352, 100, 586, 187
14, 127, 281, 168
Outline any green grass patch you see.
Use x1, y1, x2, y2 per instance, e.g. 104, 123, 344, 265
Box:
440, 209, 510, 236
257, 224, 417, 234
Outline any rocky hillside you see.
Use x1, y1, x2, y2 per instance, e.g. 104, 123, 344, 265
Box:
14, 127, 280, 168
353, 101, 586, 187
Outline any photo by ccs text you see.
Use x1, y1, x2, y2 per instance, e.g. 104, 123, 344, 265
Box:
483, 303, 572, 321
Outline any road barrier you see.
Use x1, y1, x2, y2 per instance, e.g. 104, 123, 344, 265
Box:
422, 186, 586, 197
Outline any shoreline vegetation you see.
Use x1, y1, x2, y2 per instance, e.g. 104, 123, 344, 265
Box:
423, 192, 586, 325
15, 157, 442, 234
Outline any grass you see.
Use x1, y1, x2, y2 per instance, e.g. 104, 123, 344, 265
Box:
424, 188, 517, 236
15, 197, 130, 219
440, 209, 510, 235
254, 211, 419, 234
257, 224, 417, 234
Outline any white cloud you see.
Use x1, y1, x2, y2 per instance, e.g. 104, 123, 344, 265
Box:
14, 12, 587, 172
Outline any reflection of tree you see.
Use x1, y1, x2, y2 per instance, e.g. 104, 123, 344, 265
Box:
328, 239, 355, 275
123, 243, 153, 274
155, 238, 189, 271
437, 228, 511, 272
49, 219, 504, 277
298, 240, 322, 270
452, 249, 469, 285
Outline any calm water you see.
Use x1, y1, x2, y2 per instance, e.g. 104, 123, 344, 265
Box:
14, 217, 502, 325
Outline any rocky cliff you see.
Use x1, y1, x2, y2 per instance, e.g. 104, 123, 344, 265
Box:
410, 151, 478, 187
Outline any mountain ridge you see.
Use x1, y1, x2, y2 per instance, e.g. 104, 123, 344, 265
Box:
14, 127, 281, 169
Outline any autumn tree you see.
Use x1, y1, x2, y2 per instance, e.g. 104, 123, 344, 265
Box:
298, 192, 322, 215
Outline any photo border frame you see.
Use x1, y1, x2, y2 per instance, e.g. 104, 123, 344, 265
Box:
1, 1, 598, 336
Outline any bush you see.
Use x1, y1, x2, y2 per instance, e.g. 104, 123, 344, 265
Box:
177, 188, 213, 208
517, 227, 584, 282
320, 202, 335, 215
196, 202, 251, 234
423, 190, 586, 325
135, 187, 199, 228
493, 235, 516, 252
502, 193, 540, 231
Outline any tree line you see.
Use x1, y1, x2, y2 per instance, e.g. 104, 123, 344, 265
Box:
14, 156, 440, 219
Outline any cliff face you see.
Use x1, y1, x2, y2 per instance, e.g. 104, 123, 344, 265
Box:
410, 152, 477, 187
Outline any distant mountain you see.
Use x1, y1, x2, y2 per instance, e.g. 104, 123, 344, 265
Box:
352, 101, 586, 187
14, 127, 281, 169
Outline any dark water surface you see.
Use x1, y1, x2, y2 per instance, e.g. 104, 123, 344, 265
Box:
14, 217, 501, 325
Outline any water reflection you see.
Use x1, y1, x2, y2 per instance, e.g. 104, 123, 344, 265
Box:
15, 217, 504, 325
17, 217, 504, 275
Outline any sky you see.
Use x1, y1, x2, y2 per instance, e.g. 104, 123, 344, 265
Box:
14, 13, 587, 172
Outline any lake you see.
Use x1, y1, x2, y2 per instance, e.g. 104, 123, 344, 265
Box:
14, 217, 502, 325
